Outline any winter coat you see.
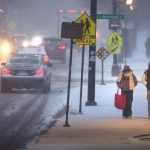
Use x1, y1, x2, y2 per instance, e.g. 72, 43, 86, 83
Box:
117, 70, 138, 91
142, 69, 150, 90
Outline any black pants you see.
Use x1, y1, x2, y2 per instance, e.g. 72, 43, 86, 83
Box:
122, 90, 133, 117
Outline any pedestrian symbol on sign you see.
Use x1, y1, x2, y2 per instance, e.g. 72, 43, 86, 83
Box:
74, 12, 96, 45
107, 32, 123, 54
85, 18, 91, 34
80, 18, 91, 35
75, 12, 96, 37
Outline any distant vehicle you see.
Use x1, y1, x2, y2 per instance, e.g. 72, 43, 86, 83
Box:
31, 31, 50, 38
12, 34, 29, 47
12, 33, 28, 40
15, 46, 50, 64
29, 31, 50, 46
42, 37, 68, 63
1, 56, 52, 93
16, 45, 46, 55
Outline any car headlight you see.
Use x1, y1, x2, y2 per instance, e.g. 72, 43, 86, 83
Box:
22, 40, 29, 47
31, 36, 42, 46
1, 42, 10, 54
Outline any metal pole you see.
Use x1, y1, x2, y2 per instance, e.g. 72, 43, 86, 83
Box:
101, 60, 105, 85
113, 0, 118, 63
57, 10, 60, 37
64, 38, 73, 127
1, 0, 6, 31
124, 20, 127, 65
79, 45, 85, 113
111, 0, 120, 76
86, 0, 97, 106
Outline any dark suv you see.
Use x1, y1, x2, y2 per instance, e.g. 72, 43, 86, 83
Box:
42, 37, 68, 63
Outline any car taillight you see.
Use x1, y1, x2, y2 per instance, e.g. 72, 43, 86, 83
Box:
2, 68, 10, 75
35, 69, 44, 75
58, 44, 65, 50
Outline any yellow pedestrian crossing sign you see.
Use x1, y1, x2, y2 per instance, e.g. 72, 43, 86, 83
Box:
74, 12, 96, 45
107, 32, 123, 54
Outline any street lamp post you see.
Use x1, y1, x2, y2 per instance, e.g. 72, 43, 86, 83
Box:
0, 9, 4, 29
111, 0, 133, 76
111, 0, 120, 76
124, 20, 127, 65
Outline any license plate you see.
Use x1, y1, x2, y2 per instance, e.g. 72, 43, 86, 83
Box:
17, 71, 28, 76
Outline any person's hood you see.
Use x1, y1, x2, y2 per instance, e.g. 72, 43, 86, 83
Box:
123, 70, 133, 77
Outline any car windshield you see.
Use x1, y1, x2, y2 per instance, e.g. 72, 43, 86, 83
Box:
43, 38, 62, 44
12, 35, 27, 41
17, 46, 46, 55
9, 57, 40, 65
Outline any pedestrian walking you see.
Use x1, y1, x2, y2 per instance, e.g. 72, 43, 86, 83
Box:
142, 62, 150, 119
117, 65, 138, 119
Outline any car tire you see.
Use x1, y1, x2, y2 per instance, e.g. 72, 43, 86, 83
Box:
1, 85, 12, 93
6, 88, 12, 93
1, 84, 7, 93
41, 84, 47, 94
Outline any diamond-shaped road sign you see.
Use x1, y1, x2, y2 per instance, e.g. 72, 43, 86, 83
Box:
74, 12, 96, 45
96, 47, 110, 61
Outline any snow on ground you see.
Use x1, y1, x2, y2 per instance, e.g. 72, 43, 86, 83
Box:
27, 48, 150, 150
41, 81, 148, 125
42, 48, 149, 121
63, 82, 148, 119
41, 90, 67, 126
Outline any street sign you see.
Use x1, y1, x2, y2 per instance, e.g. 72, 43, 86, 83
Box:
61, 22, 83, 39
97, 14, 125, 20
74, 12, 96, 45
109, 19, 121, 30
107, 32, 123, 54
96, 47, 109, 85
96, 47, 110, 61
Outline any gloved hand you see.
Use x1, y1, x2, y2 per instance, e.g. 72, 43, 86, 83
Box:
116, 82, 121, 88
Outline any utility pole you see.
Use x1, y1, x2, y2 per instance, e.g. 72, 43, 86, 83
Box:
111, 0, 120, 76
86, 0, 97, 106
0, 0, 5, 31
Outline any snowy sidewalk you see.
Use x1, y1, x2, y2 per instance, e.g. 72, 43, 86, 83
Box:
28, 115, 150, 150
28, 83, 150, 150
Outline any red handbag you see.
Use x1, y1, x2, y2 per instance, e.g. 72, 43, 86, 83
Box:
114, 88, 126, 110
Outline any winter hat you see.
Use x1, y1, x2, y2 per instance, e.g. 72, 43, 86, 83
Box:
123, 65, 130, 71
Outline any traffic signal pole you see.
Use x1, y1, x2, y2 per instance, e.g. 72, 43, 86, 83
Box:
86, 0, 97, 106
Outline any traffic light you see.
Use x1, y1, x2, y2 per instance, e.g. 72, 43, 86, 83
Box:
59, 9, 64, 13
58, 9, 85, 14
67, 9, 77, 14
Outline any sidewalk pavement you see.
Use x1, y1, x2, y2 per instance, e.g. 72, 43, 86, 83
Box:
27, 50, 150, 150
28, 82, 150, 150
28, 104, 150, 150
